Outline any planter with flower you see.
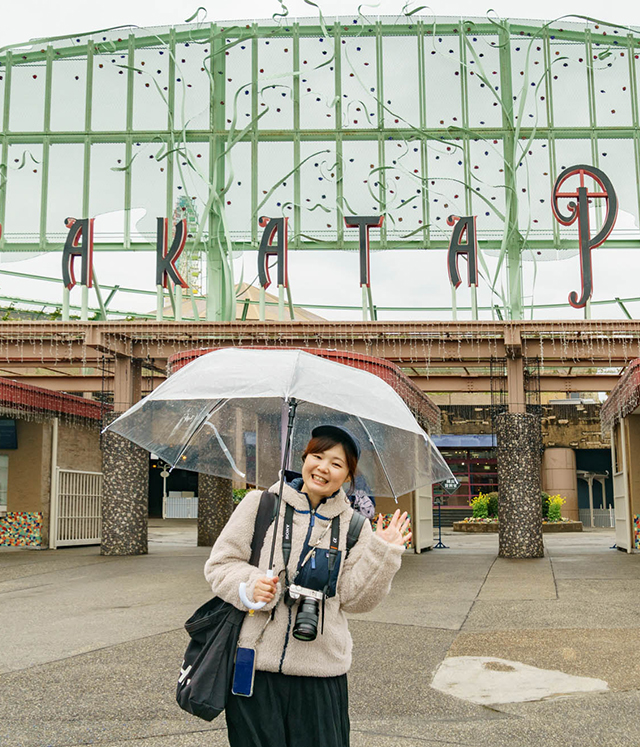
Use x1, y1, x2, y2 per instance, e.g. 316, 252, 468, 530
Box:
453, 491, 582, 532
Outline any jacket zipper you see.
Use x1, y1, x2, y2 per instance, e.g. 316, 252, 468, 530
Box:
279, 505, 315, 673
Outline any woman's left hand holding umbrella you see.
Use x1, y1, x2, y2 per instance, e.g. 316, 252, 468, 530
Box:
239, 567, 276, 610
253, 575, 279, 603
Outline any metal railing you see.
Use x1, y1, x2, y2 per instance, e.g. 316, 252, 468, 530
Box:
52, 468, 103, 547
579, 507, 616, 528
163, 492, 198, 519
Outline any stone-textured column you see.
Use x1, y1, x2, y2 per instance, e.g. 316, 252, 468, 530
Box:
496, 412, 544, 558
101, 413, 148, 555
198, 474, 234, 547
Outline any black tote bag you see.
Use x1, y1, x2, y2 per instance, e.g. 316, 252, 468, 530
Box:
176, 597, 246, 720
176, 490, 276, 721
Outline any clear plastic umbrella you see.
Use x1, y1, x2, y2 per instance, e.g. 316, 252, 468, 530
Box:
107, 348, 453, 499
108, 348, 454, 610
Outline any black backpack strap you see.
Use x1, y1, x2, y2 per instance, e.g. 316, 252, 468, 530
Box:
346, 511, 366, 556
249, 490, 277, 567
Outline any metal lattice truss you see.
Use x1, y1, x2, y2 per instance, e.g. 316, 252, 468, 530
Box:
2, 14, 640, 320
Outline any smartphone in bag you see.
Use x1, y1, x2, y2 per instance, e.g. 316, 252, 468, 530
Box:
231, 647, 256, 697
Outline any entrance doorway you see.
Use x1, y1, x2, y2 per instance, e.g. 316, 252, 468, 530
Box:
432, 448, 498, 506
148, 457, 198, 519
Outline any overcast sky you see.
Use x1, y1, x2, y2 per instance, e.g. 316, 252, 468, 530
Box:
2, 0, 640, 321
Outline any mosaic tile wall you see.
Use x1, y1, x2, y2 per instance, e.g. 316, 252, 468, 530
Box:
0, 512, 43, 547
101, 414, 148, 556
197, 474, 234, 547
496, 412, 544, 559
634, 515, 640, 550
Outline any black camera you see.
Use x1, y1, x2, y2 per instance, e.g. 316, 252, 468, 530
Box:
288, 584, 324, 641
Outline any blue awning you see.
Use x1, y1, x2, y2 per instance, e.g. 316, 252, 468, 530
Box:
432, 434, 497, 448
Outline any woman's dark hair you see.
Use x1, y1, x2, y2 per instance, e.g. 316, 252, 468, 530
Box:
302, 433, 359, 490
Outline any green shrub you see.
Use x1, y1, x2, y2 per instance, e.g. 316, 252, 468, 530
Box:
486, 492, 499, 518
541, 491, 551, 519
233, 488, 250, 505
547, 494, 565, 522
469, 492, 489, 519
467, 491, 558, 520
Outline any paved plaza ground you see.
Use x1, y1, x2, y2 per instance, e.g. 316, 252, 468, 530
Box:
1, 521, 639, 746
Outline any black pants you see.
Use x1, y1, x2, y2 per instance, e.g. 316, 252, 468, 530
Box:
225, 670, 350, 747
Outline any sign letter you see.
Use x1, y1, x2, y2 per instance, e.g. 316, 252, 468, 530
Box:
156, 217, 188, 288
62, 217, 94, 290
344, 215, 384, 287
552, 164, 618, 309
257, 216, 288, 289
447, 215, 478, 289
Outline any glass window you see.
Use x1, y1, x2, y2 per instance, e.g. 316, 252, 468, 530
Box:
433, 447, 498, 506
613, 424, 623, 474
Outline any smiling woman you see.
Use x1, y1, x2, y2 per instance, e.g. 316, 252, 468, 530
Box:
204, 420, 411, 747
301, 425, 359, 507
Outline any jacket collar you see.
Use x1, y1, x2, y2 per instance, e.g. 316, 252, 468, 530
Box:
268, 471, 351, 519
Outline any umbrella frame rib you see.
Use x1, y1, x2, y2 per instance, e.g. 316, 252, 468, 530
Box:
169, 398, 228, 472
356, 415, 398, 504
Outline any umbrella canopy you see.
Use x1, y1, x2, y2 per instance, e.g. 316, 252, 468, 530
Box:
107, 348, 453, 498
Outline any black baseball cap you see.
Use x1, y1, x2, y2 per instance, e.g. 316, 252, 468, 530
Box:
311, 424, 361, 460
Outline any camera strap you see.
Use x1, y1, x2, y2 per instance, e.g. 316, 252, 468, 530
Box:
283, 504, 296, 608
282, 503, 294, 569
249, 501, 294, 647
281, 505, 367, 636
318, 517, 341, 635
327, 516, 340, 572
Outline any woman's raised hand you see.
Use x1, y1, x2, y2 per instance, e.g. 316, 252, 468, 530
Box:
375, 510, 412, 547
253, 575, 279, 603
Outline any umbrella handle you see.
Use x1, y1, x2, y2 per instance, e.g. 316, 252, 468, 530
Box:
238, 568, 275, 611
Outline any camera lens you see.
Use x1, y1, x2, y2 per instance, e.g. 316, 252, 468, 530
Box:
292, 596, 319, 641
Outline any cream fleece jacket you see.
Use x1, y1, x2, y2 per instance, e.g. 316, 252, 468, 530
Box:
204, 480, 405, 678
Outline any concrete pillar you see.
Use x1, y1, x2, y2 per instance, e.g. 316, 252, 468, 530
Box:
197, 474, 235, 547
101, 413, 148, 556
506, 357, 526, 414
504, 326, 526, 414
496, 412, 544, 558
113, 357, 143, 412
541, 447, 579, 521
131, 359, 143, 405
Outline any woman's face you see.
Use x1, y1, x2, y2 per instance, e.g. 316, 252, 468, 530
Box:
301, 443, 350, 501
